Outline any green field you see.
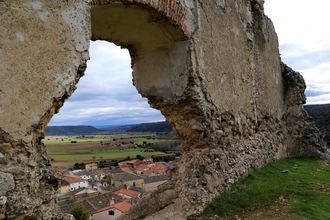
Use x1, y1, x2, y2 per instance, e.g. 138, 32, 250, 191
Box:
203, 158, 330, 219
45, 135, 173, 166
44, 134, 160, 145
49, 148, 167, 161
44, 136, 110, 145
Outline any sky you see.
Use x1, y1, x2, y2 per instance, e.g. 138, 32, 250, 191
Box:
49, 0, 330, 126
49, 41, 165, 127
265, 0, 330, 104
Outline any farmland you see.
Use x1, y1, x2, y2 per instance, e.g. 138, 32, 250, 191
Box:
44, 134, 175, 168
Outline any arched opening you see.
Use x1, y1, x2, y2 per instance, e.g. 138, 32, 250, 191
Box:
0, 1, 205, 219
90, 2, 198, 143
46, 39, 184, 218
46, 2, 193, 218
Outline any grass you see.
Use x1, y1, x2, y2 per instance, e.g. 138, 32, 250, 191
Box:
43, 134, 161, 145
45, 134, 174, 166
203, 158, 330, 220
133, 138, 161, 145
44, 136, 112, 145
49, 148, 169, 161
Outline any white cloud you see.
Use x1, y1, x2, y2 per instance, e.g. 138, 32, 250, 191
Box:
265, 0, 330, 104
49, 40, 165, 126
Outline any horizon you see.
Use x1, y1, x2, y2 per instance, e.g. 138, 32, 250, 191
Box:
46, 120, 168, 128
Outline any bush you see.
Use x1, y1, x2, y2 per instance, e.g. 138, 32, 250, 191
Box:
71, 204, 89, 220
136, 155, 144, 160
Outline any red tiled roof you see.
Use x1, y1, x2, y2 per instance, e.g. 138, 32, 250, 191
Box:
120, 167, 132, 173
95, 169, 107, 175
149, 163, 168, 173
96, 201, 131, 213
114, 188, 140, 198
64, 176, 82, 184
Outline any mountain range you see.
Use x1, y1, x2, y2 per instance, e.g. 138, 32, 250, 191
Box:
45, 121, 172, 136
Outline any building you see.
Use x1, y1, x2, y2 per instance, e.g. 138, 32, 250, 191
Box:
74, 169, 107, 182
148, 162, 169, 175
62, 176, 89, 191
114, 188, 141, 200
143, 175, 169, 192
93, 201, 131, 220
111, 173, 144, 188
86, 163, 98, 171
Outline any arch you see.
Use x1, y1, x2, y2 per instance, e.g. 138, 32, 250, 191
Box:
0, 0, 328, 219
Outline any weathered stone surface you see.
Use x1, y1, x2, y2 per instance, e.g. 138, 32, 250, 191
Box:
282, 63, 329, 160
0, 172, 14, 196
0, 0, 329, 219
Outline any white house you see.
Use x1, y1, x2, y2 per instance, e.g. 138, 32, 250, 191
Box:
63, 176, 89, 191
93, 201, 131, 220
74, 169, 107, 182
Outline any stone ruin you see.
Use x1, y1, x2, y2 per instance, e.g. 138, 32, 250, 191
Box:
0, 0, 329, 219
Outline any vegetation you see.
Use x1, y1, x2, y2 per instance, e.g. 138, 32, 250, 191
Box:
44, 136, 110, 145
126, 121, 172, 133
43, 134, 161, 145
203, 158, 330, 219
49, 148, 170, 162
70, 204, 89, 220
305, 104, 330, 145
72, 162, 86, 170
45, 121, 172, 136
134, 138, 161, 145
45, 125, 101, 136
44, 133, 179, 167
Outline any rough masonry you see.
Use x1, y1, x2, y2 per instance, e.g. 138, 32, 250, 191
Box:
0, 0, 329, 219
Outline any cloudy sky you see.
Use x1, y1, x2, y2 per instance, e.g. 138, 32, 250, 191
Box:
49, 41, 165, 127
265, 0, 330, 104
49, 0, 330, 126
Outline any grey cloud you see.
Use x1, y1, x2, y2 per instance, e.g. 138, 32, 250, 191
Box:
49, 40, 164, 126
280, 44, 330, 70
305, 89, 328, 97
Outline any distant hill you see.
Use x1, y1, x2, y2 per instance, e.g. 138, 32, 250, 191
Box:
304, 104, 330, 146
126, 121, 172, 133
45, 121, 172, 136
45, 126, 101, 136
101, 121, 172, 133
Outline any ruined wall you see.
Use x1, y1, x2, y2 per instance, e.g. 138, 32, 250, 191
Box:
0, 0, 90, 219
0, 0, 329, 219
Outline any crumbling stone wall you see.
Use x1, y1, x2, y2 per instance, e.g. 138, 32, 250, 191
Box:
0, 0, 328, 219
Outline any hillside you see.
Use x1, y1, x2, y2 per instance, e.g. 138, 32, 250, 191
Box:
45, 126, 102, 136
304, 104, 330, 145
100, 121, 172, 133
202, 158, 330, 220
126, 121, 172, 133
45, 121, 172, 136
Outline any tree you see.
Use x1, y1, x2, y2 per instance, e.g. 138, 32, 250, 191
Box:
70, 204, 89, 220
106, 176, 112, 185
136, 154, 144, 160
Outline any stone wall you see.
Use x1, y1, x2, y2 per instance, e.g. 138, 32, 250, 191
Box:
0, 0, 328, 219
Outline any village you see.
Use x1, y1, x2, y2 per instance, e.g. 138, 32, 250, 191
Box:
56, 157, 175, 220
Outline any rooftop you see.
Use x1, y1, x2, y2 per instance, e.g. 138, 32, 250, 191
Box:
96, 201, 132, 214
86, 192, 122, 211
114, 188, 141, 198
63, 176, 83, 184
112, 172, 143, 182
144, 175, 169, 184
